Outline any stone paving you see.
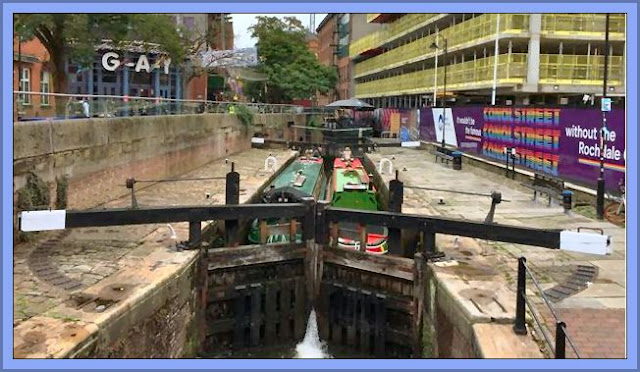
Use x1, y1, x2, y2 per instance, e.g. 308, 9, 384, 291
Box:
13, 148, 296, 328
369, 147, 626, 359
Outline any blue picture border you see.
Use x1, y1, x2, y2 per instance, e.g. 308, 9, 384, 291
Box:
2, 2, 637, 370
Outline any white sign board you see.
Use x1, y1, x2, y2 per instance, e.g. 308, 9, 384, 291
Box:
20, 210, 66, 231
560, 231, 612, 255
431, 108, 458, 147
601, 97, 612, 112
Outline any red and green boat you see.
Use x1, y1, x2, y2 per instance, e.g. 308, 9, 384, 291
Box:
327, 155, 389, 254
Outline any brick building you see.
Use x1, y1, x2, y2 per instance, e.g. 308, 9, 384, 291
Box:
13, 36, 55, 119
316, 14, 338, 106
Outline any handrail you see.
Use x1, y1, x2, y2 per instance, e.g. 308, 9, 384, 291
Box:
13, 91, 304, 121
514, 257, 581, 358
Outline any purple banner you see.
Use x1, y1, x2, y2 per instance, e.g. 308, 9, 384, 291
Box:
420, 106, 626, 191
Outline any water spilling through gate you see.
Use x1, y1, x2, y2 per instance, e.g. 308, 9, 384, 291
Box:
295, 309, 330, 358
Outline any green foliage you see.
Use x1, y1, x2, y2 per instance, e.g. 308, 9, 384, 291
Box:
17, 173, 50, 211
16, 173, 51, 242
235, 104, 254, 127
245, 17, 338, 103
14, 14, 187, 93
55, 175, 69, 209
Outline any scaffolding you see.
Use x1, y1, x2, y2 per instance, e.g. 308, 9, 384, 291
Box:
539, 54, 624, 86
541, 14, 626, 39
349, 14, 441, 58
353, 14, 530, 78
355, 53, 528, 97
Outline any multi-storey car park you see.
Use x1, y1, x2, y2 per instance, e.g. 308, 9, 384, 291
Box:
349, 13, 625, 108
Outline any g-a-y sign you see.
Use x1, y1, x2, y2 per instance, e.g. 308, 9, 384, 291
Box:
102, 52, 171, 74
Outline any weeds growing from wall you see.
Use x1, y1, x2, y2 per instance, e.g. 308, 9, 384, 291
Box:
16, 173, 51, 242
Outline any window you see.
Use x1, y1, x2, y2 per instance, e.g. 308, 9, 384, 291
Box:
19, 67, 31, 104
40, 71, 50, 106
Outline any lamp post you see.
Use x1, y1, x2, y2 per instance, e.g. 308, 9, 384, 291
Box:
596, 13, 610, 220
430, 35, 448, 149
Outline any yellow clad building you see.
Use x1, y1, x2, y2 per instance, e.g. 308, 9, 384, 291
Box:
350, 14, 625, 108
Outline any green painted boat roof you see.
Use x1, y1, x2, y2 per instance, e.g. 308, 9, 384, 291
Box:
334, 168, 368, 193
269, 158, 323, 197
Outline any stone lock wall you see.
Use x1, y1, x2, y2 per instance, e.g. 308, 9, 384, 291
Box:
13, 113, 308, 232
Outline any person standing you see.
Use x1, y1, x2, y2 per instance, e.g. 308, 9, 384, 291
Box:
82, 97, 90, 118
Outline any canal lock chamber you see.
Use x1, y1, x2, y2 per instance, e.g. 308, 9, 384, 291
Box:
200, 245, 437, 358
197, 153, 444, 359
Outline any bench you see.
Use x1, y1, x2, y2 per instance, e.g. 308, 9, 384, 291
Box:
521, 173, 565, 206
433, 146, 454, 164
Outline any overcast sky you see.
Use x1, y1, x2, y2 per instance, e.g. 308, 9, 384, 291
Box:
232, 13, 328, 49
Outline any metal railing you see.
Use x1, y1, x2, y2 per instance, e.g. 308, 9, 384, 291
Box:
542, 13, 626, 38
350, 14, 442, 59
353, 14, 529, 77
355, 51, 625, 98
539, 54, 625, 86
13, 91, 304, 122
513, 257, 581, 359
355, 53, 528, 97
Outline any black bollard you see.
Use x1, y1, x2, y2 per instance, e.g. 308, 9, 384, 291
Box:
484, 191, 502, 224
388, 171, 404, 256
513, 257, 528, 335
562, 190, 573, 213
452, 151, 462, 171
226, 162, 240, 246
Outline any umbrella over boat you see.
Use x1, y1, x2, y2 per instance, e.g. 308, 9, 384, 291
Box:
325, 98, 375, 110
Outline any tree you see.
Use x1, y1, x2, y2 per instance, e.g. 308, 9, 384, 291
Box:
13, 14, 187, 94
246, 16, 337, 103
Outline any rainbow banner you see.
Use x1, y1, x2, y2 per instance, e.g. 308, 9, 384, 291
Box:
419, 106, 625, 192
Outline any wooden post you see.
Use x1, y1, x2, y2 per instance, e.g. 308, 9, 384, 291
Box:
188, 220, 201, 249
316, 200, 330, 245
421, 226, 436, 256
279, 279, 292, 341
301, 196, 315, 242
318, 282, 330, 341
259, 220, 268, 244
226, 163, 240, 246
359, 290, 371, 354
374, 294, 387, 357
264, 282, 277, 344
289, 219, 297, 246
359, 223, 368, 252
250, 283, 262, 346
330, 284, 344, 345
234, 285, 247, 348
294, 277, 306, 339
388, 172, 404, 256
346, 287, 357, 346
413, 253, 426, 358
330, 222, 339, 248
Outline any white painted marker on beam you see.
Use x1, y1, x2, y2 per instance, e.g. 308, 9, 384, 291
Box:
560, 231, 612, 256
401, 141, 420, 148
20, 210, 66, 231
